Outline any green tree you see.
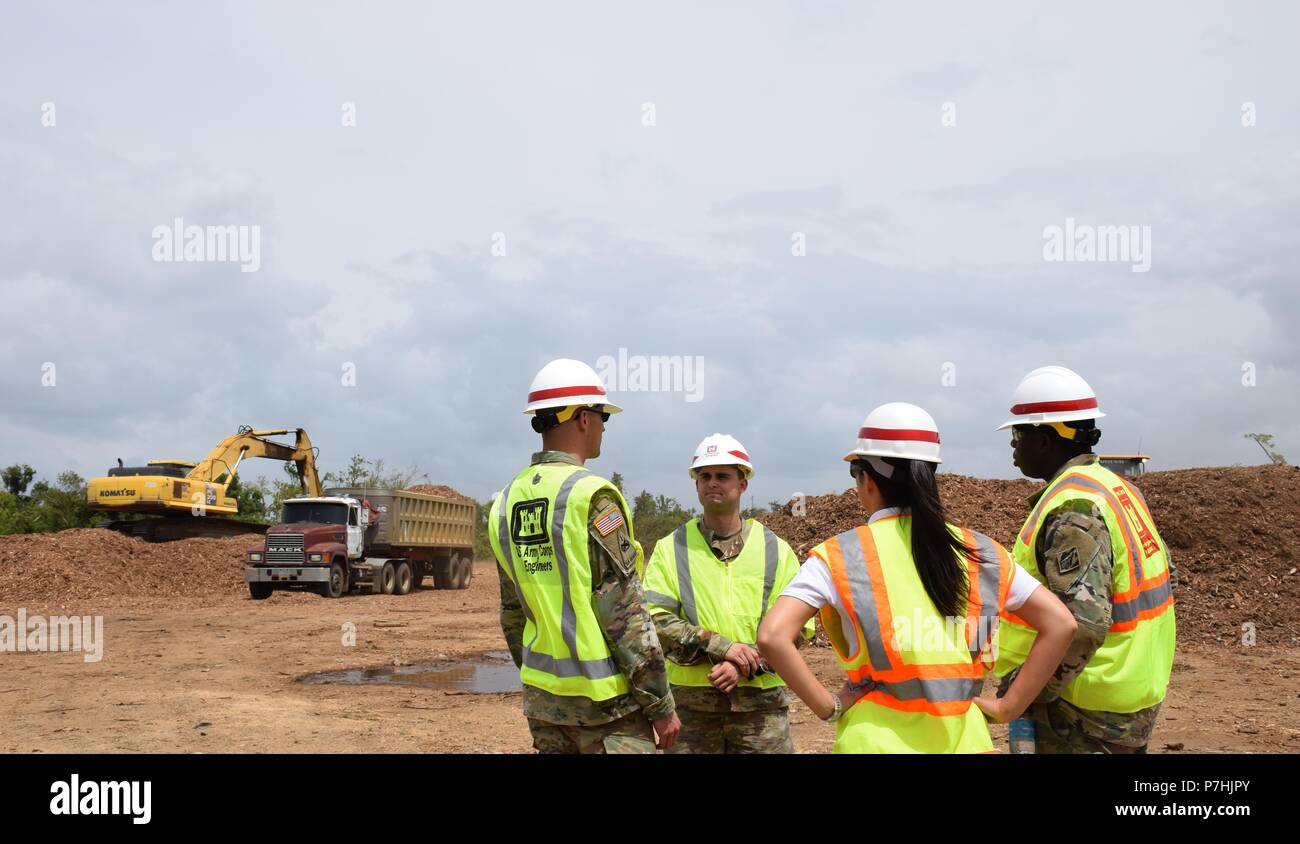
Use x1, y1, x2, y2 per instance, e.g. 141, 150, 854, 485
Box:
0, 490, 38, 534
29, 471, 93, 532
326, 454, 371, 486
610, 472, 625, 494
226, 474, 271, 523
631, 490, 696, 558
1244, 433, 1289, 466
474, 499, 494, 560
323, 454, 427, 489
2, 464, 35, 499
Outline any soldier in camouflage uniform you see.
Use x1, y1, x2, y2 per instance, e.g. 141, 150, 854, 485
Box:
998, 371, 1176, 754
493, 359, 679, 754
643, 435, 813, 754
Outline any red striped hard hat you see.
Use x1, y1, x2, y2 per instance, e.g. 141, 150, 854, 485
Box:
690, 433, 754, 478
844, 403, 942, 464
996, 365, 1105, 430
523, 358, 624, 415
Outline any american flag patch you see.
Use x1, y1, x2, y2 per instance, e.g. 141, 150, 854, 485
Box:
593, 506, 625, 536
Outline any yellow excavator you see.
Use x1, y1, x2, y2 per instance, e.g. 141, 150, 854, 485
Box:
87, 427, 323, 541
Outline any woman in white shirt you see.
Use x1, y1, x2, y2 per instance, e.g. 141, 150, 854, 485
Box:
757, 402, 1075, 753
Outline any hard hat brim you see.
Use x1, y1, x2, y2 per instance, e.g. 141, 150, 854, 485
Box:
524, 396, 624, 415
996, 408, 1105, 430
843, 447, 941, 465
688, 459, 754, 480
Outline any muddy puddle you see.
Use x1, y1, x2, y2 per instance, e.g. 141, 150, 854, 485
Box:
301, 650, 522, 693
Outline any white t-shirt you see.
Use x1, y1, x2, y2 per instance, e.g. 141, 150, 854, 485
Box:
779, 508, 1041, 647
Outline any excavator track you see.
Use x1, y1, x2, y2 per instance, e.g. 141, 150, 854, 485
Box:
103, 516, 268, 542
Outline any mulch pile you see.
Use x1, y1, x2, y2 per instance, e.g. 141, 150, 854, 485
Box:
405, 484, 475, 503
0, 529, 263, 609
760, 466, 1300, 647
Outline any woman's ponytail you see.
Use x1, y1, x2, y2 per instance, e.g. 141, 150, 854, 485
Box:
864, 458, 972, 618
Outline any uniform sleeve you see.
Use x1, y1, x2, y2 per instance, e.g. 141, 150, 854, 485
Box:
643, 537, 732, 665
1034, 500, 1114, 702
587, 490, 676, 721
496, 558, 526, 670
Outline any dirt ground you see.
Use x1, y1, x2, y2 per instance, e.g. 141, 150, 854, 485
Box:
3, 560, 1297, 754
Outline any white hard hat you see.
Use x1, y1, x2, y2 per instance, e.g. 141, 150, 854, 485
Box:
689, 433, 754, 479
844, 402, 942, 464
996, 365, 1105, 430
523, 358, 624, 415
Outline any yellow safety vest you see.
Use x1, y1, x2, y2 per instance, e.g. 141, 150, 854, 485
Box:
812, 516, 1012, 753
644, 518, 811, 690
994, 460, 1175, 713
487, 463, 635, 701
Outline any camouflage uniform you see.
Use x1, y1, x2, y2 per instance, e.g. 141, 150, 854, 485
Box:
652, 524, 796, 755
1002, 454, 1174, 753
497, 451, 674, 754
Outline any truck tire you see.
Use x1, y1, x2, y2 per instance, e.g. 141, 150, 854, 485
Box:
432, 559, 451, 590
394, 561, 413, 595
322, 561, 347, 599
455, 557, 473, 589
249, 582, 273, 600
380, 561, 397, 595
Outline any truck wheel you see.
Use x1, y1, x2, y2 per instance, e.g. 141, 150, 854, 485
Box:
455, 557, 473, 589
322, 561, 347, 599
380, 561, 397, 595
432, 560, 451, 590
249, 582, 273, 600
394, 561, 413, 595
408, 562, 424, 590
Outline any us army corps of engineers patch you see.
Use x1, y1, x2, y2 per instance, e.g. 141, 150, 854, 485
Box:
511, 498, 549, 545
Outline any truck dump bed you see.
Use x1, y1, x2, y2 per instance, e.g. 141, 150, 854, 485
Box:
326, 487, 475, 552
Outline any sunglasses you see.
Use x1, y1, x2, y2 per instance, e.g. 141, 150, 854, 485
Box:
1011, 426, 1040, 445
849, 461, 867, 479
581, 406, 611, 423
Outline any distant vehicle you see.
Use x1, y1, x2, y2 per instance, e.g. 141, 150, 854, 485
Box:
245, 487, 475, 599
1098, 454, 1151, 478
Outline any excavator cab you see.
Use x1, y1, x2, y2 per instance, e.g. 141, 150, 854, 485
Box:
106, 460, 195, 479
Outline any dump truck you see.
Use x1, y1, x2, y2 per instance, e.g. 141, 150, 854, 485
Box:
244, 486, 475, 599
88, 426, 323, 541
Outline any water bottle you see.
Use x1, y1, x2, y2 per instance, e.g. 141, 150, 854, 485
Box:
1008, 716, 1036, 754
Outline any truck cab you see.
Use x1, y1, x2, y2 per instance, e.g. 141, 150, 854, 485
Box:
278, 496, 373, 560
245, 495, 372, 599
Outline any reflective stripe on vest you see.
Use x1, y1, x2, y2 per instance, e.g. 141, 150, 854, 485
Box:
815, 519, 1010, 718
667, 521, 781, 627
491, 467, 623, 684
965, 528, 1005, 665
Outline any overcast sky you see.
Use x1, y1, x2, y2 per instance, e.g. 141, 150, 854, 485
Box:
2, 1, 1297, 506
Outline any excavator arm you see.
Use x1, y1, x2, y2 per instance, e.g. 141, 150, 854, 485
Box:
187, 427, 324, 497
